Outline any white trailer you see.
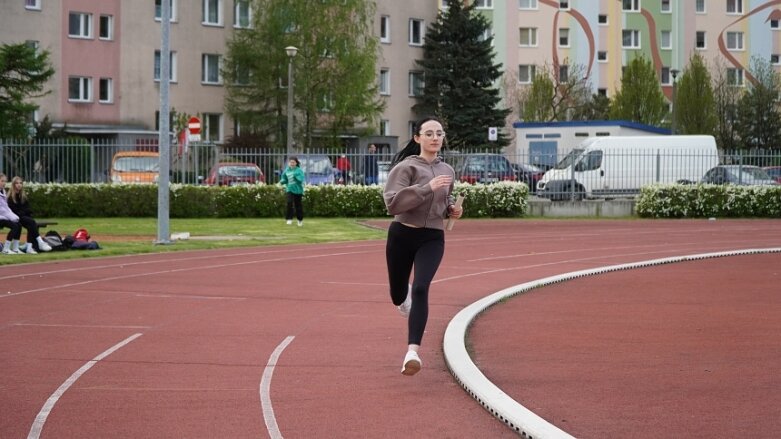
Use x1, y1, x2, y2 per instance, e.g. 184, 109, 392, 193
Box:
536, 135, 719, 200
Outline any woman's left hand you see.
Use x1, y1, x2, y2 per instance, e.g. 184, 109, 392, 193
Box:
448, 204, 463, 219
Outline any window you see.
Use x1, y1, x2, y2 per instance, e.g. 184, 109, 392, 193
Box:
68, 76, 92, 102
696, 0, 706, 12
99, 15, 113, 40
696, 31, 706, 49
203, 113, 222, 142
661, 30, 671, 49
409, 19, 424, 45
202, 54, 221, 84
475, 0, 493, 8
519, 0, 538, 10
155, 0, 177, 21
68, 12, 92, 38
234, 0, 250, 28
380, 119, 390, 136
408, 71, 424, 96
25, 40, 39, 50
203, 0, 222, 25
598, 14, 608, 25
772, 54, 781, 65
597, 88, 607, 96
726, 31, 743, 50
380, 16, 390, 43
99, 78, 113, 103
519, 27, 537, 47
727, 68, 744, 86
661, 67, 671, 85
771, 20, 780, 30
597, 51, 608, 62
154, 50, 178, 81
25, 0, 41, 10
661, 0, 671, 12
559, 0, 569, 10
519, 64, 536, 83
559, 28, 569, 47
622, 30, 640, 48
318, 92, 334, 112
380, 68, 390, 95
622, 0, 640, 12
558, 65, 569, 82
727, 0, 743, 14
234, 65, 250, 85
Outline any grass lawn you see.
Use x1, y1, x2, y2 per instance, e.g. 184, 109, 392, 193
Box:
0, 217, 388, 266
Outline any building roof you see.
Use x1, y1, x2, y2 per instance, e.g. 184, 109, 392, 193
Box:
512, 120, 671, 135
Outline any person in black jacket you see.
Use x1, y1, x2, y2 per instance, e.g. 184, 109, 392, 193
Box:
7, 176, 52, 254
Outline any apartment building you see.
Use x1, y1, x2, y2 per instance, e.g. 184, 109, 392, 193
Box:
2, 0, 780, 148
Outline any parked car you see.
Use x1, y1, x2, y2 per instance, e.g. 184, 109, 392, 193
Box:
511, 163, 545, 192
205, 162, 264, 186
454, 153, 517, 184
701, 165, 780, 186
110, 151, 159, 184
762, 166, 781, 183
295, 154, 336, 185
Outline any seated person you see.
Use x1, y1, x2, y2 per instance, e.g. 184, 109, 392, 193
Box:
0, 173, 24, 255
7, 176, 52, 254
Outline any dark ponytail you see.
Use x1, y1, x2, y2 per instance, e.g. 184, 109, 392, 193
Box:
390, 116, 444, 168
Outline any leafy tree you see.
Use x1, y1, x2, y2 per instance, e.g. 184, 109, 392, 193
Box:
711, 59, 743, 150
0, 43, 55, 138
675, 53, 716, 135
414, 1, 511, 150
521, 71, 555, 122
223, 0, 383, 149
734, 56, 781, 150
571, 93, 611, 121
609, 55, 667, 126
519, 62, 595, 122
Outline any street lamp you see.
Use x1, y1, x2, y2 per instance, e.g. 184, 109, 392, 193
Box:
285, 46, 298, 157
670, 69, 680, 135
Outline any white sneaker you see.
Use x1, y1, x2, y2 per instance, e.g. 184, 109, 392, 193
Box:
38, 240, 52, 252
26, 245, 38, 254
401, 350, 422, 376
3, 248, 21, 255
397, 284, 412, 317
286, 220, 293, 225
297, 220, 303, 227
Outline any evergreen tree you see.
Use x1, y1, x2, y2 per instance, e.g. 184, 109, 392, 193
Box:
223, 0, 383, 149
675, 53, 716, 135
0, 43, 55, 138
735, 56, 781, 150
414, 2, 510, 150
609, 55, 667, 126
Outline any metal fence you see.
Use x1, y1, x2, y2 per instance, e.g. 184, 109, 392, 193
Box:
1, 140, 780, 196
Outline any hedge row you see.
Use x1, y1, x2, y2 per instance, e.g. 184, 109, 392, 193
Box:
24, 182, 530, 218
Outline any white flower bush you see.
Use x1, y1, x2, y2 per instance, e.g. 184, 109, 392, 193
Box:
636, 184, 781, 218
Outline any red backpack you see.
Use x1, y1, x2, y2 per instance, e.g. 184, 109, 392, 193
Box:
74, 228, 90, 241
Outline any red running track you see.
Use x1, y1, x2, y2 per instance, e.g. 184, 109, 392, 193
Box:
0, 219, 779, 438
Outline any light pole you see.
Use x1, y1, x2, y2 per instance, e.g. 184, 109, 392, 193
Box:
285, 46, 298, 158
670, 69, 680, 135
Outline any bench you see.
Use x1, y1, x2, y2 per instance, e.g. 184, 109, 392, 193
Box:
38, 220, 58, 229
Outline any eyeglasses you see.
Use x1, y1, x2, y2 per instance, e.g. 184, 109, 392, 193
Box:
419, 131, 446, 139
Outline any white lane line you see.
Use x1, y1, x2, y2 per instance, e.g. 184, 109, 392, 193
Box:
13, 323, 151, 329
260, 336, 295, 439
27, 333, 143, 439
1, 250, 373, 299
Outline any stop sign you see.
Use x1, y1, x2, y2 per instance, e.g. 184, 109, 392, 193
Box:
188, 117, 201, 135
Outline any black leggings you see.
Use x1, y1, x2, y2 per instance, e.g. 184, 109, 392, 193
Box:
18, 216, 41, 242
386, 221, 445, 345
1, 219, 22, 241
285, 193, 303, 221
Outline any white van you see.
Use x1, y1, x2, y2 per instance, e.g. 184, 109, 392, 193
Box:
536, 135, 719, 200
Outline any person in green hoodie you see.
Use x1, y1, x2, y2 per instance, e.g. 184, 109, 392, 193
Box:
280, 157, 305, 226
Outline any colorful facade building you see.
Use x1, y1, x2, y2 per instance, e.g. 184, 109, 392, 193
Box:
2, 0, 781, 148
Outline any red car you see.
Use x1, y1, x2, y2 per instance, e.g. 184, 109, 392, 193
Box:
763, 166, 781, 183
205, 162, 265, 186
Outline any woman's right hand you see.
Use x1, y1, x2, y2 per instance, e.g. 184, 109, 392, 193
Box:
428, 174, 452, 191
